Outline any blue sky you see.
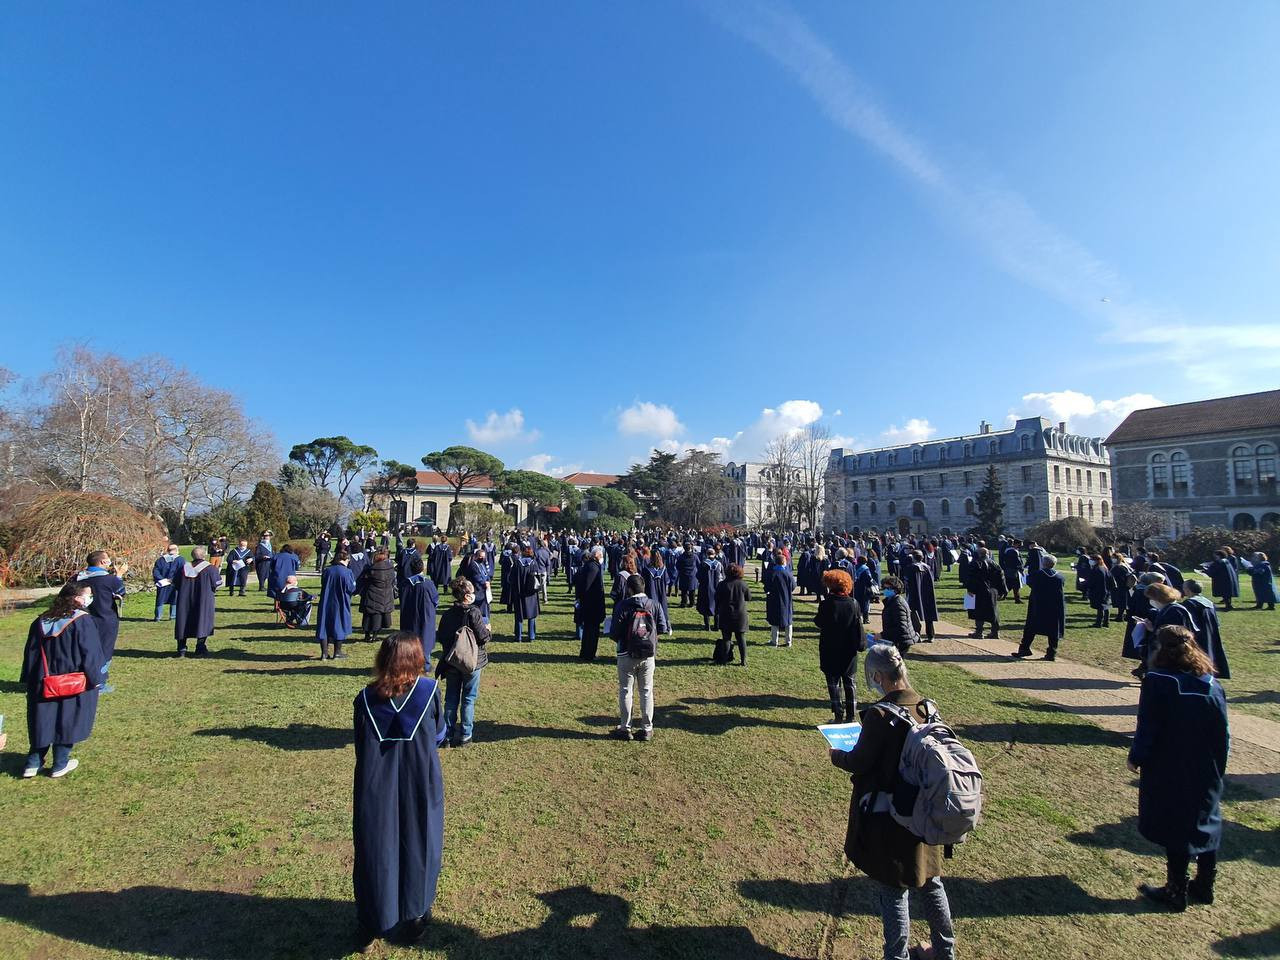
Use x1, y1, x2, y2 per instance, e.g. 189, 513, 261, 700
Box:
3, 1, 1278, 476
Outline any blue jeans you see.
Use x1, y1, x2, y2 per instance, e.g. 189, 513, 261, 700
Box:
515, 618, 536, 641
444, 668, 483, 742
877, 877, 955, 960
27, 744, 73, 771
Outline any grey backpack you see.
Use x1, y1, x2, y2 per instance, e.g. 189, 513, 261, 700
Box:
874, 700, 983, 847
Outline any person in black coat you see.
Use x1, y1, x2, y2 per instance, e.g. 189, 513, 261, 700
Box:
713, 564, 751, 666
963, 548, 1007, 639
353, 631, 446, 950
1148, 552, 1184, 592
1000, 540, 1025, 603
1083, 554, 1115, 627
902, 554, 939, 642
20, 581, 105, 779
877, 576, 917, 655
1016, 556, 1066, 660
1129, 625, 1228, 912
574, 546, 607, 662
357, 550, 397, 643
814, 569, 863, 723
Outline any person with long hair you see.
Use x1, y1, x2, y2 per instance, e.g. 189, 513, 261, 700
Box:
713, 563, 751, 666
641, 546, 672, 637
1129, 625, 1228, 911
815, 569, 864, 722
435, 576, 491, 747
353, 631, 446, 950
21, 581, 106, 778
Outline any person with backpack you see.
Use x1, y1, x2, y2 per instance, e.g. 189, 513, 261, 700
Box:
829, 644, 962, 960
609, 574, 659, 742
513, 544, 542, 642
435, 576, 490, 748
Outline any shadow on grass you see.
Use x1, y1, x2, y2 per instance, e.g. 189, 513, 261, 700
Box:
1067, 816, 1280, 866
680, 693, 830, 711
113, 648, 307, 662
577, 700, 814, 736
194, 724, 350, 751
740, 875, 1137, 918
1214, 925, 1280, 957
470, 720, 597, 743
227, 665, 368, 677
1002, 677, 1134, 692
1228, 690, 1280, 706
0, 679, 25, 694
954, 720, 1130, 748
990, 699, 1136, 717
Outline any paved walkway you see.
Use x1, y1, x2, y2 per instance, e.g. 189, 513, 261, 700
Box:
913, 615, 1280, 799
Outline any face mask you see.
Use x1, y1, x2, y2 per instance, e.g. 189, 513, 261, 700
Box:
78, 594, 93, 608
883, 588, 896, 598
866, 670, 885, 698
1149, 600, 1164, 611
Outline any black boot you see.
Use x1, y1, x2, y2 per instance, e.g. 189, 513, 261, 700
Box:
333, 642, 349, 660
1188, 862, 1216, 905
844, 704, 858, 723
1139, 863, 1188, 912
832, 707, 843, 725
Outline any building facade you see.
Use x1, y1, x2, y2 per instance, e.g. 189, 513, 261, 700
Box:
722, 461, 809, 528
1105, 389, 1280, 536
823, 418, 1113, 536
361, 470, 527, 531
561, 472, 620, 521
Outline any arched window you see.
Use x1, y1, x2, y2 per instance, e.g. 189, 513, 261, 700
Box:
989, 441, 998, 456
1150, 452, 1169, 497
1067, 499, 1074, 516
1170, 452, 1190, 495
912, 499, 925, 517
1230, 445, 1253, 495
941, 498, 950, 516
1019, 434, 1031, 451
1088, 501, 1095, 519
963, 443, 972, 459
888, 501, 897, 516
1233, 513, 1257, 531
870, 501, 878, 516
1101, 501, 1109, 520
1260, 444, 1278, 494
1078, 499, 1085, 517
964, 498, 975, 516
888, 452, 897, 467
1055, 497, 1062, 517
1023, 495, 1034, 516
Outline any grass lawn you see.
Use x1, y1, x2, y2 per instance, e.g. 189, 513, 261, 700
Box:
929, 559, 1280, 723
0, 564, 1276, 959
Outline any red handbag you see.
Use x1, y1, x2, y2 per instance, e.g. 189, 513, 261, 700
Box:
40, 641, 88, 699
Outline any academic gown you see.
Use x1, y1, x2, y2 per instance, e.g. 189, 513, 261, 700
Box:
499, 551, 514, 608
428, 544, 453, 587
1024, 569, 1066, 639
695, 558, 722, 619
400, 575, 440, 659
1206, 559, 1239, 601
268, 552, 301, 598
152, 555, 183, 608
1250, 561, 1278, 604
347, 551, 370, 588
642, 564, 670, 632
903, 561, 939, 624
458, 557, 492, 621
765, 564, 795, 627
1184, 595, 1231, 679
676, 551, 699, 592
175, 561, 221, 641
353, 678, 446, 937
21, 610, 104, 749
1130, 670, 1228, 855
317, 564, 357, 643
75, 568, 124, 660
512, 558, 541, 623
225, 547, 253, 588
396, 547, 421, 597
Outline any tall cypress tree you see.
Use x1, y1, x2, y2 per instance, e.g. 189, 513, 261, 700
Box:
974, 464, 1005, 541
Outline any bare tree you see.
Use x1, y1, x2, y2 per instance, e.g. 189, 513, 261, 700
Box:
795, 423, 831, 531
667, 450, 734, 529
761, 433, 801, 529
1112, 501, 1165, 547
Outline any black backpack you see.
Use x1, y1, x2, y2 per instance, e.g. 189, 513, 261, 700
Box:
626, 604, 657, 659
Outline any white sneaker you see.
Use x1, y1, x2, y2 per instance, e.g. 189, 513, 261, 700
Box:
22, 764, 40, 779
50, 758, 79, 779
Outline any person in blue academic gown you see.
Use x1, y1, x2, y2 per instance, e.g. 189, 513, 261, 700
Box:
268, 545, 301, 599
1129, 624, 1229, 912
428, 536, 453, 588
1204, 551, 1239, 611
396, 537, 421, 602
347, 544, 370, 587
225, 539, 253, 596
74, 550, 125, 689
1248, 552, 1277, 609
457, 548, 492, 623
513, 546, 541, 642
695, 548, 722, 631
902, 553, 939, 641
765, 550, 795, 647
400, 557, 440, 661
21, 581, 105, 778
253, 533, 274, 592
1182, 580, 1231, 679
317, 552, 357, 660
353, 632, 446, 949
152, 545, 183, 621
676, 544, 698, 607
641, 548, 671, 636
175, 547, 222, 657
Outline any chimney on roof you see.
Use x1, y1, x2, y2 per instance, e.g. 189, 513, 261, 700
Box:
979, 420, 991, 435
1058, 421, 1066, 433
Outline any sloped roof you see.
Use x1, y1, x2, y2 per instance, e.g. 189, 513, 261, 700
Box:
414, 470, 497, 490
561, 472, 618, 487
1105, 389, 1280, 445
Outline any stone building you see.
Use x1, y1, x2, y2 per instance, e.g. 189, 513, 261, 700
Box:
1105, 389, 1280, 535
722, 461, 808, 528
561, 472, 620, 521
361, 470, 528, 531
824, 418, 1113, 536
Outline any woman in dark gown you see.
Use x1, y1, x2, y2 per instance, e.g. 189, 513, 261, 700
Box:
353, 632, 446, 950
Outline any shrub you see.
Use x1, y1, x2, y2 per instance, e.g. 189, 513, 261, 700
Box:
348, 509, 388, 534
186, 501, 249, 547
1161, 527, 1280, 571
282, 541, 315, 566
1022, 516, 1103, 554
10, 491, 168, 585
455, 504, 508, 535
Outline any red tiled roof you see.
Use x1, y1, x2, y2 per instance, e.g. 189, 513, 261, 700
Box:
414, 470, 497, 490
562, 471, 618, 486
1105, 389, 1280, 445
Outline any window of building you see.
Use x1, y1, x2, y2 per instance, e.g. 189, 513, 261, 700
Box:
888, 452, 897, 467
1053, 464, 1060, 487
989, 441, 998, 456
1020, 434, 1031, 451
940, 447, 948, 461
870, 501, 878, 515
912, 449, 920, 464
1101, 472, 1109, 492
941, 498, 950, 516
963, 471, 972, 486
1170, 452, 1190, 496
887, 477, 896, 491
1234, 443, 1277, 495
1088, 501, 1094, 519
852, 503, 859, 518
888, 501, 897, 516
1055, 497, 1062, 517
1233, 513, 1257, 531
1101, 501, 1109, 520
1078, 498, 1085, 516
963, 443, 972, 459
1076, 468, 1082, 488
1023, 495, 1034, 516
964, 498, 974, 516
1021, 465, 1033, 483
418, 501, 438, 523
1067, 499, 1074, 516
869, 479, 877, 494
1086, 470, 1093, 492
1151, 453, 1169, 497
938, 473, 946, 488
851, 480, 859, 494
912, 499, 925, 517
1260, 444, 1278, 494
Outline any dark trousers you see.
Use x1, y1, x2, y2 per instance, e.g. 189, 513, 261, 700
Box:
680, 588, 693, 607
579, 621, 601, 661
1168, 849, 1216, 881
1019, 628, 1059, 657
256, 561, 271, 590
973, 607, 1000, 637
1092, 604, 1110, 627
825, 666, 857, 718
716, 628, 745, 665
177, 636, 208, 654
316, 550, 329, 571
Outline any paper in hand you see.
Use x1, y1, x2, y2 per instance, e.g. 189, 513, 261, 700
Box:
818, 722, 862, 752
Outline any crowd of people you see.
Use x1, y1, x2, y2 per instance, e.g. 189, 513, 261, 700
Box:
16, 520, 1270, 957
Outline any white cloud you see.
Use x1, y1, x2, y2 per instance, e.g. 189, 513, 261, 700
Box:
879, 418, 936, 445
709, 0, 1279, 390
466, 408, 540, 445
1008, 391, 1163, 437
829, 433, 857, 449
519, 454, 585, 478
618, 401, 685, 438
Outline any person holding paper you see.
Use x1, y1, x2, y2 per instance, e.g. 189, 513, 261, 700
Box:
254, 531, 274, 592
1204, 550, 1238, 612
829, 644, 956, 960
1248, 552, 1276, 610
151, 545, 183, 621
225, 539, 252, 596
815, 569, 863, 724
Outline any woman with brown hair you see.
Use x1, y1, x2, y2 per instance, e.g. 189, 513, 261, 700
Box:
353, 631, 446, 950
713, 563, 751, 666
814, 569, 864, 723
357, 548, 396, 643
1128, 624, 1228, 912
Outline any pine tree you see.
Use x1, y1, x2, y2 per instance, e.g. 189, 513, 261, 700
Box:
974, 464, 1005, 541
243, 480, 289, 541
